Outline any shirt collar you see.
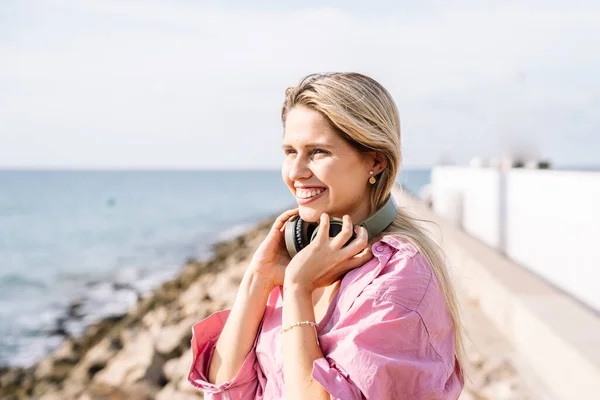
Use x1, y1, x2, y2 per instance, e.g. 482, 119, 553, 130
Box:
378, 235, 418, 258
335, 239, 394, 315
336, 235, 418, 315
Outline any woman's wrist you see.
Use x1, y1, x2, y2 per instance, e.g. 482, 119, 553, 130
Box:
242, 268, 276, 297
283, 276, 315, 296
283, 260, 313, 294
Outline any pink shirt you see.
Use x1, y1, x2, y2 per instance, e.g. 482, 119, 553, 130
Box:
188, 235, 464, 399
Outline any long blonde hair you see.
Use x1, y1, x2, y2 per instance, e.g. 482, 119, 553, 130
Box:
281, 72, 466, 376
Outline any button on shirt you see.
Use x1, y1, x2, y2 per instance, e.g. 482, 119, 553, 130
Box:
188, 236, 464, 399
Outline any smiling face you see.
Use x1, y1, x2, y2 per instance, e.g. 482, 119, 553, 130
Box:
282, 105, 376, 223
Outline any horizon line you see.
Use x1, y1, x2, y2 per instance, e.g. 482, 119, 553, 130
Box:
0, 166, 434, 172
1, 164, 597, 172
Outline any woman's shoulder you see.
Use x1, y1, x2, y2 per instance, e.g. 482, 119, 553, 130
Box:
365, 234, 440, 312
373, 234, 420, 259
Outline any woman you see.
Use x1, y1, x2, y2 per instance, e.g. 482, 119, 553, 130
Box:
188, 73, 465, 399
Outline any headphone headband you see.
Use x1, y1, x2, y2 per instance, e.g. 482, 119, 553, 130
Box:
358, 196, 398, 240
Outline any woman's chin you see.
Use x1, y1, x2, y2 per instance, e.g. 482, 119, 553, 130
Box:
298, 207, 323, 222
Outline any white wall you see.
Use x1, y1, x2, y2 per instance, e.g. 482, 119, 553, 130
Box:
432, 167, 600, 313
431, 167, 502, 249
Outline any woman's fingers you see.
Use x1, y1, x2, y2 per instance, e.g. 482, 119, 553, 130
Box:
340, 225, 369, 259
315, 212, 330, 242
331, 214, 354, 249
273, 208, 299, 232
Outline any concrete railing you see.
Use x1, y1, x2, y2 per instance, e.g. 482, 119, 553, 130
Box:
393, 186, 600, 400
430, 167, 600, 315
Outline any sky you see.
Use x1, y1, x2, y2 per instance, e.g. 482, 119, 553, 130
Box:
0, 0, 599, 169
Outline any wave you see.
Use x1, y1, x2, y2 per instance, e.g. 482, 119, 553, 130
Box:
0, 274, 47, 290
215, 222, 257, 242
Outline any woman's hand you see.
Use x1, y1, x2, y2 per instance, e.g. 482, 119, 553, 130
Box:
284, 213, 373, 294
246, 208, 299, 291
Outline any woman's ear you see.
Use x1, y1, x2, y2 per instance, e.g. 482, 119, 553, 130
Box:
369, 152, 388, 175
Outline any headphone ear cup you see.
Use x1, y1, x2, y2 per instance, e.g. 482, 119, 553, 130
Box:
285, 216, 318, 258
284, 217, 298, 258
294, 217, 306, 250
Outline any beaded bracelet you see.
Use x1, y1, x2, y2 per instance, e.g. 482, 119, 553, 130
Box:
280, 320, 318, 334
280, 321, 320, 345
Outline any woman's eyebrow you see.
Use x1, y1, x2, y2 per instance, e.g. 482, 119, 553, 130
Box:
281, 142, 334, 150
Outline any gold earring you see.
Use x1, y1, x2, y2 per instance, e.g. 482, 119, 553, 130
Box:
369, 170, 376, 184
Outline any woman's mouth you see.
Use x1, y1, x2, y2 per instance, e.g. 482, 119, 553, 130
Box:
295, 188, 327, 205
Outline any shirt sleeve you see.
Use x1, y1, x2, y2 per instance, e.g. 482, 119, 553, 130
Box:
187, 309, 263, 399
311, 295, 463, 400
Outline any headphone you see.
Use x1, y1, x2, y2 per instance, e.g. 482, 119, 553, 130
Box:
284, 196, 398, 258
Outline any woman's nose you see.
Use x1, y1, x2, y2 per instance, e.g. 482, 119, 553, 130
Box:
288, 156, 311, 181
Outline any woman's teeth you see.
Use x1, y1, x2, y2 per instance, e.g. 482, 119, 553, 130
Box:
296, 188, 326, 199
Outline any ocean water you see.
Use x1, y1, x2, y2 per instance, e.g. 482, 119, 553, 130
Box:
0, 169, 430, 367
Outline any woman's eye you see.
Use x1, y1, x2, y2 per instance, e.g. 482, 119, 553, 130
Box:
283, 148, 327, 156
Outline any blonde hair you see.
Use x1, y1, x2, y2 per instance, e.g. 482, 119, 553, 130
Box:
281, 72, 466, 377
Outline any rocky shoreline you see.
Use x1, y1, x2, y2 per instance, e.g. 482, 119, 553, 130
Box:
1, 212, 535, 399
0, 216, 272, 400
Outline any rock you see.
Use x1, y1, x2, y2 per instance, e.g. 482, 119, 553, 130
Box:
480, 378, 519, 399
75, 314, 125, 355
141, 306, 168, 338
94, 330, 164, 387
177, 373, 201, 395
179, 282, 209, 318
165, 348, 193, 385
53, 339, 81, 364
0, 367, 37, 399
483, 358, 515, 383
467, 349, 485, 371
155, 317, 195, 358
163, 358, 179, 381
35, 356, 72, 382
178, 260, 211, 286
67, 299, 84, 320
38, 392, 64, 400
458, 389, 478, 400
156, 336, 204, 396
48, 317, 69, 337
206, 274, 239, 307
31, 381, 60, 399
87, 381, 159, 399
70, 336, 119, 382
113, 282, 142, 301
164, 305, 185, 326
54, 382, 85, 399
156, 383, 202, 400
161, 349, 199, 397
34, 339, 82, 382
0, 367, 25, 388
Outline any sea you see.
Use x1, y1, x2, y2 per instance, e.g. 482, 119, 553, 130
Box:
0, 169, 430, 367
